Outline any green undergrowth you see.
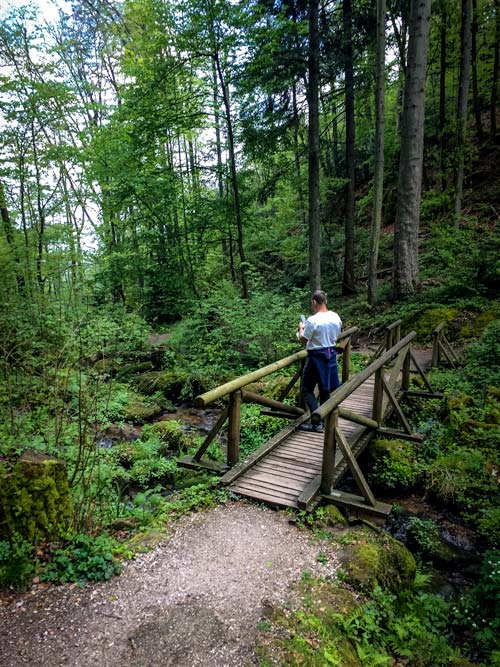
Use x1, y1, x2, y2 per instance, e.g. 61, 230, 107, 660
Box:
257, 571, 463, 667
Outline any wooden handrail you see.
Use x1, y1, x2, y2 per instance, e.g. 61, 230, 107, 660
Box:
311, 331, 416, 423
373, 319, 403, 357
385, 319, 403, 332
195, 326, 358, 408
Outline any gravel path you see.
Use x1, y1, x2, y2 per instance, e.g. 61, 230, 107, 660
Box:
0, 501, 339, 667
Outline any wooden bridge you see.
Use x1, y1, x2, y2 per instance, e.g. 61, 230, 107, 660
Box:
178, 321, 455, 517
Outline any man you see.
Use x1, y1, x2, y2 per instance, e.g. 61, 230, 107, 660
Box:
297, 290, 342, 432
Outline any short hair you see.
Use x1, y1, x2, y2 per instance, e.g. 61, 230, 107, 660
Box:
312, 290, 327, 305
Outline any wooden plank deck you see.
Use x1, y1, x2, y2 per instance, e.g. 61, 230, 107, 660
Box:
228, 376, 376, 509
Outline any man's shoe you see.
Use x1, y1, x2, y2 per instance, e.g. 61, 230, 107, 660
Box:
297, 422, 315, 432
298, 422, 324, 433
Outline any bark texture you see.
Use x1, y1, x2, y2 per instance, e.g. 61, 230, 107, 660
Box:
393, 0, 432, 298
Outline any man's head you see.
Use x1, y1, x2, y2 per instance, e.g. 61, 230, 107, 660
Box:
311, 290, 328, 312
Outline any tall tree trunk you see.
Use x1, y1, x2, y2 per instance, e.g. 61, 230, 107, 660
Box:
390, 12, 408, 134
392, 0, 432, 299
368, 0, 386, 305
214, 54, 249, 300
439, 3, 447, 191
491, 0, 500, 137
308, 0, 321, 291
292, 84, 307, 228
454, 0, 472, 220
471, 0, 483, 140
342, 0, 356, 295
212, 62, 235, 282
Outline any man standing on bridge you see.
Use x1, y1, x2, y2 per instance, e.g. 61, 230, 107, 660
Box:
297, 290, 342, 432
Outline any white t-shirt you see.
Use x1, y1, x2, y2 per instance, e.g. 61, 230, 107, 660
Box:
302, 310, 342, 350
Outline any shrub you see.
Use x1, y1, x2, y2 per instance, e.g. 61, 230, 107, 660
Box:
477, 508, 500, 548
368, 439, 423, 491
425, 448, 498, 511
463, 320, 500, 393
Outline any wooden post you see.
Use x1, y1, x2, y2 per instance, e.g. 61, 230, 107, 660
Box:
227, 390, 242, 466
372, 367, 384, 423
402, 348, 411, 391
432, 329, 440, 367
342, 337, 351, 383
386, 328, 392, 352
320, 409, 338, 494
395, 323, 401, 344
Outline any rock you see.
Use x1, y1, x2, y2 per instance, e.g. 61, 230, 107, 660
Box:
402, 306, 460, 343
340, 526, 416, 593
115, 361, 154, 381
0, 451, 73, 542
107, 516, 141, 532
135, 370, 189, 400
122, 394, 164, 424
126, 530, 167, 553
323, 505, 348, 528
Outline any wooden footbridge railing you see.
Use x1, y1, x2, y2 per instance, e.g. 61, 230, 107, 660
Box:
178, 322, 447, 517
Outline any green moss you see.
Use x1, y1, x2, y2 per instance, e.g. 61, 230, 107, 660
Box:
322, 505, 348, 528
341, 527, 416, 593
0, 451, 73, 543
403, 307, 460, 343
458, 309, 499, 339
122, 393, 164, 423
115, 361, 154, 381
135, 370, 189, 399
141, 420, 187, 453
126, 530, 167, 553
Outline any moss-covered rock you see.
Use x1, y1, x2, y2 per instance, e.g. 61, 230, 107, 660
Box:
340, 526, 416, 593
0, 451, 73, 542
141, 420, 187, 454
122, 393, 164, 423
135, 370, 189, 399
322, 504, 348, 528
126, 530, 167, 553
446, 392, 475, 413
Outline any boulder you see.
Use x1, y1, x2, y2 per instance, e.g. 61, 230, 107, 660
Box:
340, 525, 416, 593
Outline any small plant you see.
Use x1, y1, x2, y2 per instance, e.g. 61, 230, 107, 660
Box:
0, 536, 35, 591
41, 533, 122, 584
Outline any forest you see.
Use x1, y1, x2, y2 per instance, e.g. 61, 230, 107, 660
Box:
0, 0, 500, 664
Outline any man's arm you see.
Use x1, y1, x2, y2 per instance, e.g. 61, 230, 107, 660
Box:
298, 320, 310, 346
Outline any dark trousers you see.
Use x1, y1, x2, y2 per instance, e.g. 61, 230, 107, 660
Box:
302, 348, 340, 416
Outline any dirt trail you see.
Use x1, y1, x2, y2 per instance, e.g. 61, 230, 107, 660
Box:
0, 502, 339, 667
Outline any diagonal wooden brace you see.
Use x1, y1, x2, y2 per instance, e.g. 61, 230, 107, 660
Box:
381, 376, 412, 434
335, 426, 376, 506
193, 405, 229, 462
409, 349, 434, 392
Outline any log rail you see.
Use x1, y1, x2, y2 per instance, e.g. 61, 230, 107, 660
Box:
178, 320, 455, 516
178, 327, 358, 471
